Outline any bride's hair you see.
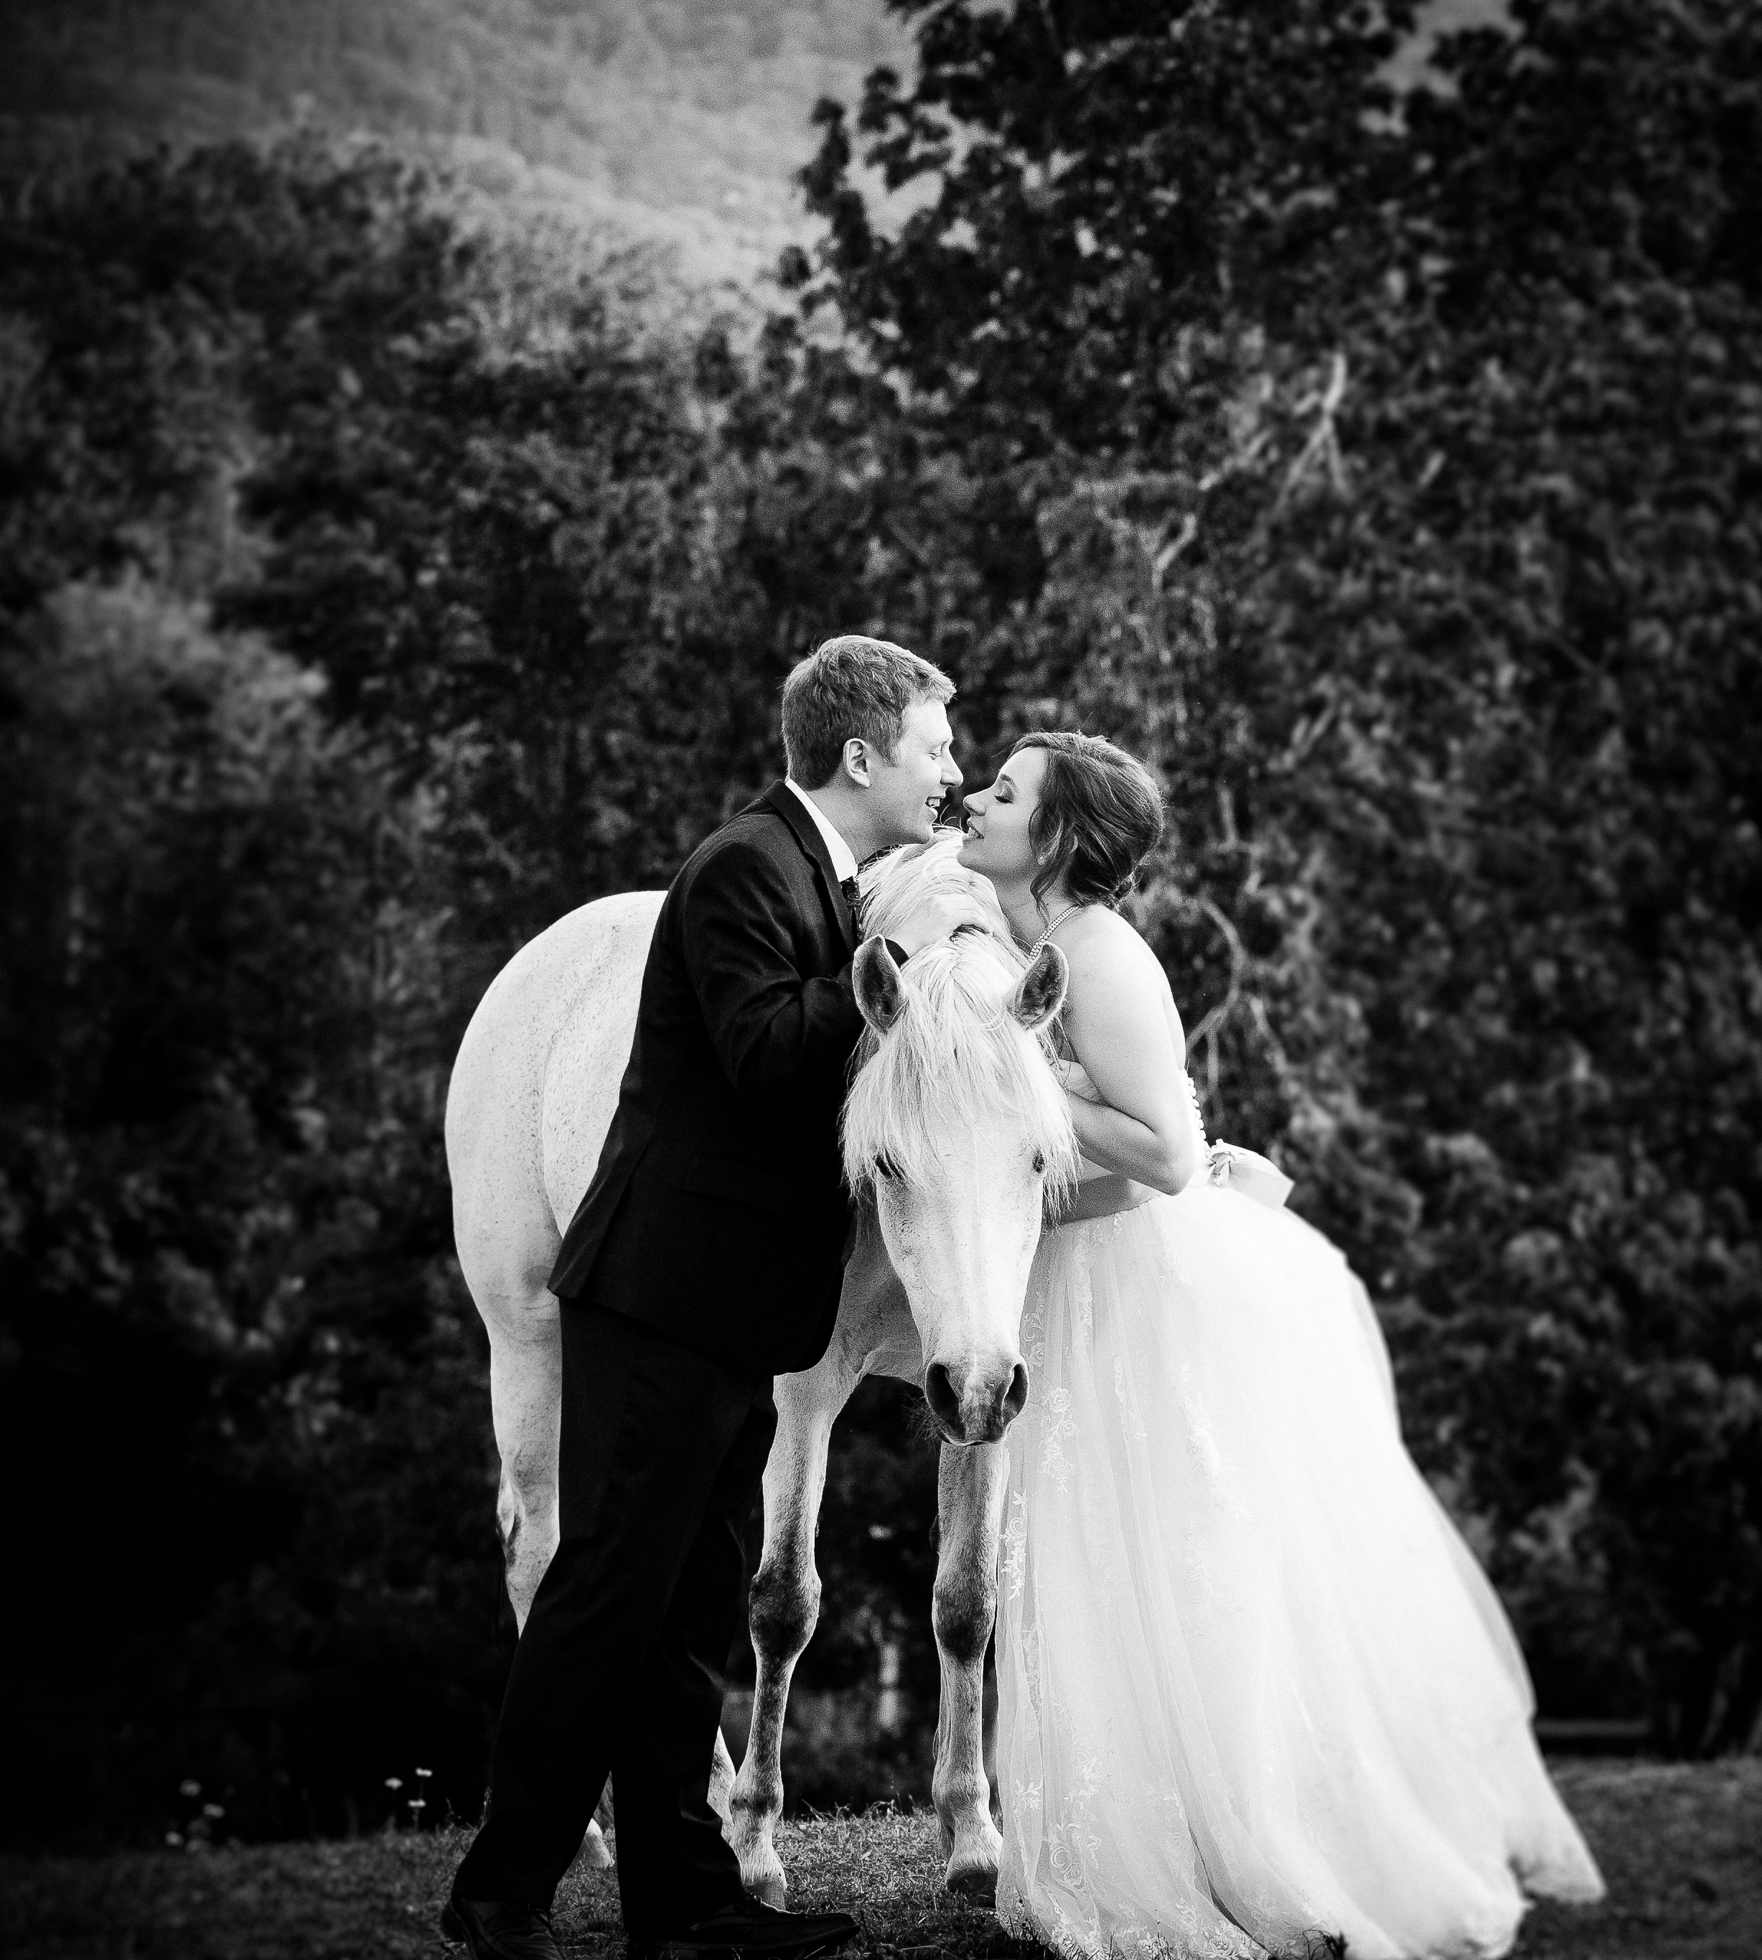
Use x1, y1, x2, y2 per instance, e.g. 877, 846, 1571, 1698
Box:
1011, 731, 1164, 908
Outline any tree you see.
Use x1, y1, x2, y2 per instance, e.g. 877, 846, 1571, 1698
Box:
0, 572, 495, 1841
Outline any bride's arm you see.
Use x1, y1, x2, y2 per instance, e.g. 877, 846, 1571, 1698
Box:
1058, 924, 1203, 1195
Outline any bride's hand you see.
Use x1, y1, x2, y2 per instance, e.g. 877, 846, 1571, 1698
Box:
1054, 1058, 1104, 1104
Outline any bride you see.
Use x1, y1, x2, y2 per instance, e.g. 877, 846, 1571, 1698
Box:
957, 732, 1605, 1960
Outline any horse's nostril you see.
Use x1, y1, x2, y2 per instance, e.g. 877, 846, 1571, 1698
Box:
1002, 1362, 1030, 1423
924, 1362, 961, 1431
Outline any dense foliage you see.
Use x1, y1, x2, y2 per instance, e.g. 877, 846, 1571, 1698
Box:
1, 0, 1756, 1846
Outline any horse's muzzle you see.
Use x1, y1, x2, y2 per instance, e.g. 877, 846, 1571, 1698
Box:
924, 1357, 1030, 1446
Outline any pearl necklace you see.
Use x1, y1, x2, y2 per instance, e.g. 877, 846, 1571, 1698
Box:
1026, 902, 1086, 958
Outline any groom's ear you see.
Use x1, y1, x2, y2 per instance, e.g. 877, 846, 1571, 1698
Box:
854, 936, 906, 1033
1011, 942, 1068, 1034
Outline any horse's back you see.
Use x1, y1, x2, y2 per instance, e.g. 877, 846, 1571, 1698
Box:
447, 890, 665, 1293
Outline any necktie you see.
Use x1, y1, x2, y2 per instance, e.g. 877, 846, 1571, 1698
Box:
840, 876, 862, 934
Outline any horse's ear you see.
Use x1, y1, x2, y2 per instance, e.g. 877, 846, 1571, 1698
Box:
1011, 942, 1068, 1033
854, 936, 906, 1033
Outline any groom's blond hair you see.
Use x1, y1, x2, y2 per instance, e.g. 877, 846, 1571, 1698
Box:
782, 635, 954, 790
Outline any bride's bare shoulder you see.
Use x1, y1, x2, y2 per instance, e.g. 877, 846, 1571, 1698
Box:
1058, 907, 1187, 1080
1058, 909, 1168, 1003
1061, 906, 1181, 1018
1060, 905, 1160, 974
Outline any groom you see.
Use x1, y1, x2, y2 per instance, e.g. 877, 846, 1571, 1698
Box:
444, 637, 963, 1960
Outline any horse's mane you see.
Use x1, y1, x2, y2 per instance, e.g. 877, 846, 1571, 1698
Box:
857, 831, 1016, 950
842, 834, 1079, 1202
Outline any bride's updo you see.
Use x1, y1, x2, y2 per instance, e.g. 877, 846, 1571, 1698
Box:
1012, 730, 1164, 907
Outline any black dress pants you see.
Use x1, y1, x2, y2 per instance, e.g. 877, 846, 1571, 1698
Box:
453, 1302, 776, 1927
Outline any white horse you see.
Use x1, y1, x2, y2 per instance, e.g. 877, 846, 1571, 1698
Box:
445, 835, 1076, 1903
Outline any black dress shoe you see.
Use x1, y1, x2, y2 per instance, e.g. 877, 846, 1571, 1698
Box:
439, 1891, 563, 1960
628, 1898, 860, 1960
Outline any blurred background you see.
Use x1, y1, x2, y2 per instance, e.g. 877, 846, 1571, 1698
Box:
0, 0, 1756, 1853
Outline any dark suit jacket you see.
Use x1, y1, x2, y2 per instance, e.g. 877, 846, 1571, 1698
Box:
547, 782, 865, 1378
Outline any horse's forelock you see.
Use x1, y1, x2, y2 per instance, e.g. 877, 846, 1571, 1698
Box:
859, 833, 1015, 953
843, 841, 1078, 1200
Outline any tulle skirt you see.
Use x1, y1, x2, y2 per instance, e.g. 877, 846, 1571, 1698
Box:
994, 1185, 1605, 1960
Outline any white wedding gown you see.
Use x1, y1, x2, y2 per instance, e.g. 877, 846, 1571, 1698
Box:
994, 1113, 1606, 1958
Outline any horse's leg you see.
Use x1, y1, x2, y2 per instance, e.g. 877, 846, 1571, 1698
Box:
932, 1438, 1009, 1899
483, 1300, 561, 1630
474, 1272, 614, 1871
726, 1349, 857, 1907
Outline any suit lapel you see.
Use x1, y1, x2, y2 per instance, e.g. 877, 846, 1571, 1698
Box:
757, 780, 857, 949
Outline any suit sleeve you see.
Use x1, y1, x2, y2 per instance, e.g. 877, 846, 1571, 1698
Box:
679, 836, 864, 1099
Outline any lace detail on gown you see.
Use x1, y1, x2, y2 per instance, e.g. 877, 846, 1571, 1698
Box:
994, 1186, 1605, 1960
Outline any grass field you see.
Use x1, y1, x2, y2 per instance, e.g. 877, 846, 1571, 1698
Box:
4, 1761, 1757, 1960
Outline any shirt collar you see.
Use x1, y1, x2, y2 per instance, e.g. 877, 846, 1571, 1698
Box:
784, 779, 859, 883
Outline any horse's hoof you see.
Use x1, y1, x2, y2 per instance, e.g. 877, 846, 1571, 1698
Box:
580, 1819, 614, 1870
741, 1862, 788, 1910
942, 1858, 998, 1903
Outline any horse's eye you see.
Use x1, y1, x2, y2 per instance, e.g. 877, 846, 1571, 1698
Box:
1032, 1151, 1046, 1175
875, 1153, 901, 1181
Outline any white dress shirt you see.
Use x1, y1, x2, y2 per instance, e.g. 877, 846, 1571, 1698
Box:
784, 778, 859, 884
